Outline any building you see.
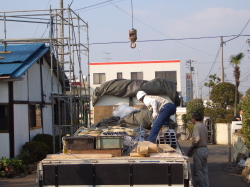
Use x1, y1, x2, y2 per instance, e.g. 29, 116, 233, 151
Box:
0, 43, 64, 158
89, 60, 181, 91
89, 60, 181, 123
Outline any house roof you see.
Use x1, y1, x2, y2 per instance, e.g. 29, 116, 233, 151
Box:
0, 43, 49, 78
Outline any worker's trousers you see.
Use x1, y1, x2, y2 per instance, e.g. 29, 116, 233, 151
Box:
147, 102, 176, 143
193, 147, 209, 187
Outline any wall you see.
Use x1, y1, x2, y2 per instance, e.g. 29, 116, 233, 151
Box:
0, 82, 8, 102
89, 60, 181, 92
231, 133, 248, 162
0, 133, 10, 158
214, 123, 230, 145
14, 104, 29, 157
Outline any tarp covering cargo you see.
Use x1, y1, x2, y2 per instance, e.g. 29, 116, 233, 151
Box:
92, 78, 180, 106
91, 106, 177, 130
91, 107, 152, 129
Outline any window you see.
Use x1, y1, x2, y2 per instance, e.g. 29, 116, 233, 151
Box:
93, 73, 106, 84
29, 104, 42, 129
117, 72, 123, 79
131, 72, 143, 80
0, 105, 8, 132
155, 71, 177, 83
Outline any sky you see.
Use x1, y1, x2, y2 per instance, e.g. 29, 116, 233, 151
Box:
1, 0, 250, 99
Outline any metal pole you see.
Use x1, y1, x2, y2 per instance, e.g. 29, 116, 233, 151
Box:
86, 23, 91, 127
220, 37, 224, 82
4, 13, 7, 39
49, 7, 55, 154
59, 0, 64, 71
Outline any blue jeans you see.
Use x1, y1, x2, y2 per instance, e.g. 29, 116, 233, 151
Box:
147, 103, 176, 143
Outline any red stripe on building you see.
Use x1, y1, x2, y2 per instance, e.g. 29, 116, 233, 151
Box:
89, 60, 180, 65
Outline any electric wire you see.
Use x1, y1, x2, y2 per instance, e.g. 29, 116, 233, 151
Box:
89, 34, 250, 45
74, 0, 115, 11
224, 18, 250, 44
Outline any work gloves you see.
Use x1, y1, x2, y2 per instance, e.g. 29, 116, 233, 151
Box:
152, 112, 158, 120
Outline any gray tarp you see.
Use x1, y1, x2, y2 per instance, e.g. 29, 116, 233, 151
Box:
91, 107, 152, 129
90, 107, 177, 130
92, 78, 180, 106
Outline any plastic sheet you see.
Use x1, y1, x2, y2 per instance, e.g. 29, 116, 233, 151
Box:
113, 104, 139, 119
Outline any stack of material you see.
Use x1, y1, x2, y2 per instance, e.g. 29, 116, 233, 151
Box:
130, 141, 158, 157
62, 136, 124, 157
157, 129, 177, 148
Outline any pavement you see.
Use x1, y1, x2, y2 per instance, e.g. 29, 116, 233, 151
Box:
0, 140, 248, 187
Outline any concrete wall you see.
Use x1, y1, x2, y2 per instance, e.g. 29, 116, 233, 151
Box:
214, 123, 230, 145
231, 133, 248, 162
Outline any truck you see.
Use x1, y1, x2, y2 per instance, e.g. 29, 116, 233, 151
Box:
36, 78, 193, 187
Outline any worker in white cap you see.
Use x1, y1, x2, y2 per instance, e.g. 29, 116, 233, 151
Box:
136, 90, 176, 143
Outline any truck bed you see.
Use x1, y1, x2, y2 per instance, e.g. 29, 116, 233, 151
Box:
36, 142, 192, 187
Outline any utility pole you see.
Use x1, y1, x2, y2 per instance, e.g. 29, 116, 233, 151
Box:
220, 37, 224, 82
186, 60, 194, 100
196, 68, 199, 99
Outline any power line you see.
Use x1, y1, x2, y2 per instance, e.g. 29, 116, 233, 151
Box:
224, 18, 250, 43
74, 0, 115, 11
198, 45, 221, 85
89, 34, 250, 45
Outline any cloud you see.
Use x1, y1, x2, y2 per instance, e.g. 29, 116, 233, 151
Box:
168, 8, 250, 37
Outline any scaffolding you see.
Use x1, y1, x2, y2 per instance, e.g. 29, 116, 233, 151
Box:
0, 7, 91, 151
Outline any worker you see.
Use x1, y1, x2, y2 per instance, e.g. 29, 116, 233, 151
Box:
187, 112, 209, 187
136, 90, 176, 143
232, 109, 244, 121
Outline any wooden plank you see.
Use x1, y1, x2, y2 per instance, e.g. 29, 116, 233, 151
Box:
46, 154, 112, 159
158, 144, 176, 153
0, 51, 12, 54
69, 149, 122, 157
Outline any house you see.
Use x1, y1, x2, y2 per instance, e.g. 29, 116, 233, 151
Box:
0, 43, 64, 158
89, 60, 182, 124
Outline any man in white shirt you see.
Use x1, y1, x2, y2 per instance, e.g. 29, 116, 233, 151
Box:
136, 91, 176, 143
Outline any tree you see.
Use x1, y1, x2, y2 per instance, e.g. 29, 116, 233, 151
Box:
246, 88, 250, 96
210, 82, 236, 109
204, 74, 221, 100
186, 98, 204, 122
229, 52, 244, 115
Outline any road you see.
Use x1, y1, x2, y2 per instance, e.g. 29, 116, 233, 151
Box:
179, 140, 248, 187
0, 140, 248, 187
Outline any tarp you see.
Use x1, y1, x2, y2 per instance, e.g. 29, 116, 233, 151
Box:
92, 78, 180, 106
90, 107, 177, 130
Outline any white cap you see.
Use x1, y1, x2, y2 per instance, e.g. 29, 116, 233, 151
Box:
136, 91, 147, 101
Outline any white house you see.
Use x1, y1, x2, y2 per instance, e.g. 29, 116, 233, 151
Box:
0, 43, 64, 158
89, 60, 182, 124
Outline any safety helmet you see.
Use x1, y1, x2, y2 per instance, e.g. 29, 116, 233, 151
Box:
136, 91, 147, 101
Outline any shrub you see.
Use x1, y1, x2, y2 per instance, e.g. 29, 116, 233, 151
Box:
33, 133, 63, 153
33, 134, 53, 154
204, 107, 234, 123
186, 99, 204, 122
0, 157, 26, 178
187, 124, 194, 135
241, 95, 250, 150
18, 141, 49, 165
